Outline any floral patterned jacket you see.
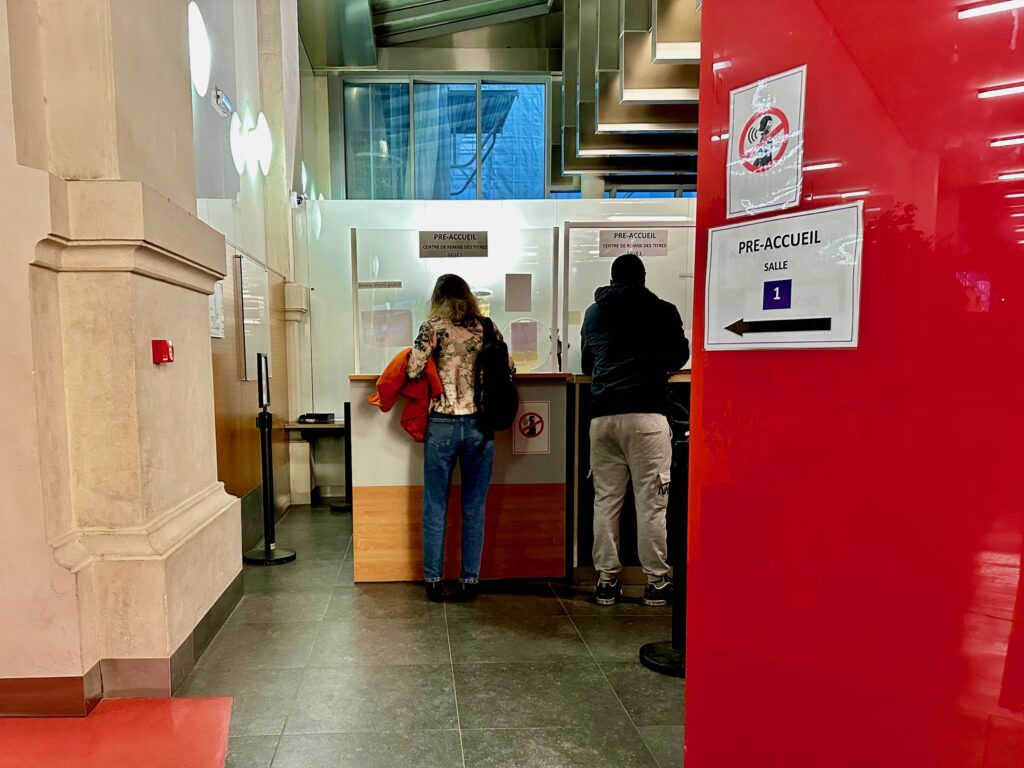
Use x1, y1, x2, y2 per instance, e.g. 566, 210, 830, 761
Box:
408, 318, 506, 415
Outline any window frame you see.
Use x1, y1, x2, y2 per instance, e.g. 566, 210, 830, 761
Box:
335, 73, 551, 201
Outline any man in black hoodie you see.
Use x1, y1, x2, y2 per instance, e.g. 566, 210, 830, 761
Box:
581, 254, 690, 607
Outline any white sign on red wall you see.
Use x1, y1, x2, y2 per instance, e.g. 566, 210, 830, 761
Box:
727, 66, 807, 219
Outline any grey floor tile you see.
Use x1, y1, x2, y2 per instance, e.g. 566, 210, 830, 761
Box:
272, 731, 463, 768
462, 723, 660, 768
639, 726, 684, 768
284, 662, 458, 734
552, 584, 673, 617
571, 616, 673, 663
336, 552, 355, 587
244, 559, 343, 594
177, 667, 302, 737
453, 662, 626, 730
274, 529, 351, 560
448, 615, 591, 663
226, 736, 279, 768
197, 621, 321, 671
228, 591, 333, 624
308, 616, 451, 666
601, 662, 685, 726
444, 581, 565, 618
325, 583, 447, 621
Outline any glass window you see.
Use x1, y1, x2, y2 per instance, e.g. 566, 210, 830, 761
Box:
481, 83, 546, 200
413, 83, 478, 200
612, 189, 678, 199
343, 83, 410, 200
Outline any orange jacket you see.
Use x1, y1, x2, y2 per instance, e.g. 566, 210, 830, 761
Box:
367, 348, 443, 442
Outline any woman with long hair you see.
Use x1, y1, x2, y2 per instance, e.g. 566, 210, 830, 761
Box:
407, 274, 508, 602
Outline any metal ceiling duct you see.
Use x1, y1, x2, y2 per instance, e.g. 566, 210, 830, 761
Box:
371, 0, 555, 46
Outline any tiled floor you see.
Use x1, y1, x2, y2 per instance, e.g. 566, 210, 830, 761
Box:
176, 505, 684, 768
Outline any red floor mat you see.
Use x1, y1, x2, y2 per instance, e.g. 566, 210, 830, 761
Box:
0, 697, 232, 768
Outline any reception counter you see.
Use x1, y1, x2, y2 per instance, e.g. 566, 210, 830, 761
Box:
349, 373, 572, 582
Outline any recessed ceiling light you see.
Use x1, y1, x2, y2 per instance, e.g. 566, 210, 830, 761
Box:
1001, 171, 1024, 181
958, 0, 1024, 19
979, 82, 1024, 99
992, 136, 1024, 148
805, 162, 842, 171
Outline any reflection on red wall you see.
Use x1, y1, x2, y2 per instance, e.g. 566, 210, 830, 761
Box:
690, 1, 1024, 765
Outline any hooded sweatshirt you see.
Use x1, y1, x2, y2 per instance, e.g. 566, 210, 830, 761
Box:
580, 283, 690, 418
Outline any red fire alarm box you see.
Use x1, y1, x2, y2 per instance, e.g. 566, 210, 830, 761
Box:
152, 339, 174, 364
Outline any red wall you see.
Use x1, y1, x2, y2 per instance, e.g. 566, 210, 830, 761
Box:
689, 1, 1024, 765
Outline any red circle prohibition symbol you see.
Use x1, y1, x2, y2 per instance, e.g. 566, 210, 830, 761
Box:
518, 412, 544, 438
739, 107, 790, 173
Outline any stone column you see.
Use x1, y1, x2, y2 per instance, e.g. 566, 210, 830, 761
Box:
1, 0, 241, 712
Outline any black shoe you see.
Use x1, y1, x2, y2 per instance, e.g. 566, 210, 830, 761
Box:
456, 581, 479, 602
595, 578, 621, 606
643, 578, 673, 607
426, 582, 444, 603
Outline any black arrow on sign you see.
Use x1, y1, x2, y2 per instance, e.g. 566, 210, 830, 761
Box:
725, 317, 832, 336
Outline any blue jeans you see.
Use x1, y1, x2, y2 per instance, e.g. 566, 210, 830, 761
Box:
422, 414, 495, 584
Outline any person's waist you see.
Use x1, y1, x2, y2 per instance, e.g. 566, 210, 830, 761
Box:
428, 413, 478, 422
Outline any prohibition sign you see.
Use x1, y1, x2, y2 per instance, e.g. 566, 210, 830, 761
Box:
518, 412, 544, 438
739, 107, 790, 173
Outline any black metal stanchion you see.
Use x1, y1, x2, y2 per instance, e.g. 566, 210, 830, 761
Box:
330, 401, 353, 514
639, 589, 685, 677
639, 386, 689, 677
243, 353, 296, 566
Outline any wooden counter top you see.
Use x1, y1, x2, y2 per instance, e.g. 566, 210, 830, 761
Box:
350, 372, 573, 383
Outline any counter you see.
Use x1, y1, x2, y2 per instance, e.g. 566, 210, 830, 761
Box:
349, 373, 572, 582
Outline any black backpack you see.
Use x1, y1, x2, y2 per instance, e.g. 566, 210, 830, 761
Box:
474, 319, 519, 436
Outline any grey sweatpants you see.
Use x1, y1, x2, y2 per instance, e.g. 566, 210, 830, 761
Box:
590, 413, 672, 584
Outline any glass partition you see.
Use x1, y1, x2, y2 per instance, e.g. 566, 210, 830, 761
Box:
562, 224, 696, 373
352, 227, 558, 375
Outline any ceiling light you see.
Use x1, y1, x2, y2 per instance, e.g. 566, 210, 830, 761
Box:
958, 0, 1024, 19
229, 112, 246, 175
1001, 171, 1024, 181
992, 136, 1024, 147
805, 162, 842, 171
187, 2, 211, 97
979, 82, 1024, 99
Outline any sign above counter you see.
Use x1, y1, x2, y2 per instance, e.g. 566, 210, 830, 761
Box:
598, 228, 669, 258
419, 231, 488, 258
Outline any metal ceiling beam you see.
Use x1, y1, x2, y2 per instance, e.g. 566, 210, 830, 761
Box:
621, 31, 699, 103
578, 102, 696, 156
596, 71, 698, 132
371, 0, 554, 46
652, 0, 701, 64
562, 128, 697, 174
298, 0, 378, 69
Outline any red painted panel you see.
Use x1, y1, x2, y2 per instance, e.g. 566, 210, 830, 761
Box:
689, 2, 1024, 766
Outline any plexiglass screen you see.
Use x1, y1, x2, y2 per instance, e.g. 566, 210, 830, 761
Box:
354, 228, 557, 374
563, 225, 695, 373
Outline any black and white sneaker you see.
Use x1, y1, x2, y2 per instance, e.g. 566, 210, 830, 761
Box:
643, 578, 673, 607
595, 578, 621, 606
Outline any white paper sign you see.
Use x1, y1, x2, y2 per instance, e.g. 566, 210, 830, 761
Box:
208, 280, 225, 339
419, 231, 488, 258
598, 229, 669, 257
727, 66, 807, 219
705, 202, 863, 350
513, 401, 550, 455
